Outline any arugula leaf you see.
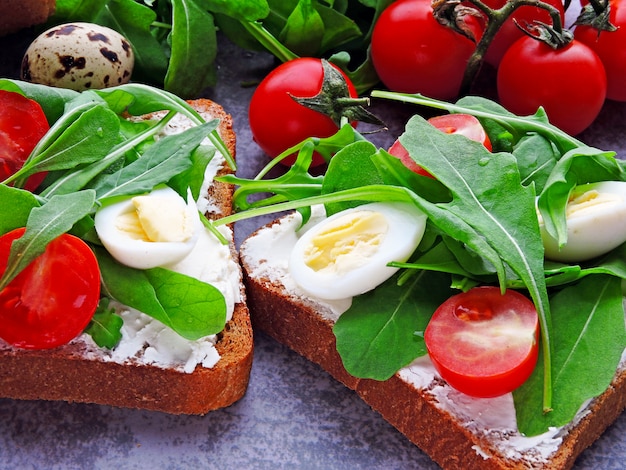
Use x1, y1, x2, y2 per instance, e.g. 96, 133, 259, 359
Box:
316, 2, 363, 51
169, 143, 216, 201
95, 83, 236, 170
280, 0, 325, 57
97, 247, 226, 340
0, 185, 40, 236
514, 274, 626, 436
40, 111, 177, 198
14, 106, 121, 187
51, 0, 105, 20
392, 239, 475, 279
194, 0, 269, 20
506, 244, 626, 290
334, 271, 454, 380
220, 143, 323, 212
370, 148, 451, 203
372, 92, 584, 154
0, 190, 96, 291
84, 298, 124, 349
144, 267, 227, 337
513, 133, 559, 192
95, 83, 203, 118
165, 0, 218, 97
321, 139, 381, 215
92, 119, 218, 202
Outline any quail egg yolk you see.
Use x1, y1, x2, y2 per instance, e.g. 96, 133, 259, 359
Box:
289, 201, 427, 300
116, 195, 194, 243
303, 210, 387, 275
95, 187, 201, 270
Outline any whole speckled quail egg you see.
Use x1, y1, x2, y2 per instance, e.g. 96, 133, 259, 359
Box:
21, 22, 134, 91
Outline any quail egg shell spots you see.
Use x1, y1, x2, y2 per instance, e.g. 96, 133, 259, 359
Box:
289, 202, 427, 300
95, 187, 201, 270
539, 181, 626, 262
21, 22, 134, 91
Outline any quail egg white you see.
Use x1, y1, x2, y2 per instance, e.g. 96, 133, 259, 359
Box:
288, 201, 427, 300
539, 181, 626, 262
21, 22, 134, 91
95, 187, 201, 270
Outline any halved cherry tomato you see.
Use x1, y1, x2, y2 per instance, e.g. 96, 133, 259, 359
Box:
0, 227, 101, 349
424, 286, 539, 398
0, 90, 50, 191
388, 114, 492, 178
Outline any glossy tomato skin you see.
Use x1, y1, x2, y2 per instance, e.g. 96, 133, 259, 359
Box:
0, 228, 101, 349
575, 0, 626, 101
388, 114, 492, 177
497, 36, 606, 136
371, 0, 477, 100
424, 286, 539, 398
0, 90, 49, 191
427, 114, 492, 151
248, 57, 358, 166
481, 0, 565, 67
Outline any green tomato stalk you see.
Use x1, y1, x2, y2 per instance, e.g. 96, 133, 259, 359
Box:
433, 0, 567, 95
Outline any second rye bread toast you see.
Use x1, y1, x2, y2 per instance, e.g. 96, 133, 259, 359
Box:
239, 209, 626, 470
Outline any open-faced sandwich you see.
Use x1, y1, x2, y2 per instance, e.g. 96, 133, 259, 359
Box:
0, 80, 252, 415
226, 92, 626, 468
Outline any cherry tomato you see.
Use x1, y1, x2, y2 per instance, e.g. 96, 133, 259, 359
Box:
248, 57, 358, 166
371, 0, 477, 100
575, 0, 626, 102
481, 0, 565, 67
424, 286, 539, 398
0, 227, 101, 349
388, 114, 492, 177
0, 90, 50, 191
497, 36, 606, 136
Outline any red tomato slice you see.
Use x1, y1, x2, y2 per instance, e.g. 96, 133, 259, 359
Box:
388, 114, 492, 178
0, 228, 101, 349
0, 90, 50, 191
424, 286, 539, 398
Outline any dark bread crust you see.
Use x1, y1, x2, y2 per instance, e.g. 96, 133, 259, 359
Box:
0, 99, 253, 415
240, 219, 626, 469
